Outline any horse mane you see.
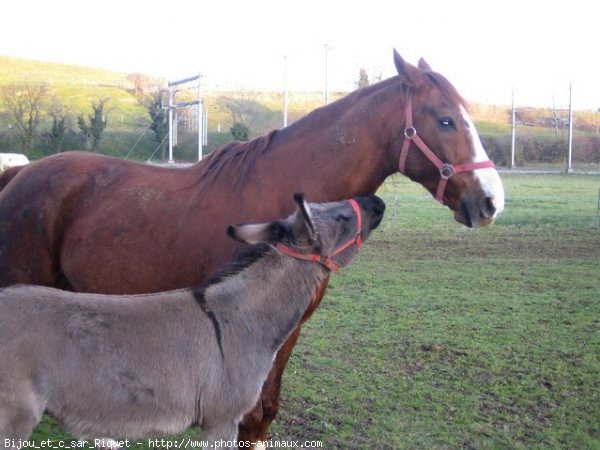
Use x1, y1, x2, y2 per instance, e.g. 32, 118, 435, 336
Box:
197, 129, 278, 189
194, 79, 400, 191
193, 70, 465, 191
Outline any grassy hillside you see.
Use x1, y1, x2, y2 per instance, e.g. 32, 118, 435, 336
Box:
0, 56, 157, 159
0, 56, 133, 87
0, 56, 342, 161
0, 56, 598, 167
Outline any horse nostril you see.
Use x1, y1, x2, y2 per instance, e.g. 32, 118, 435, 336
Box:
481, 196, 496, 219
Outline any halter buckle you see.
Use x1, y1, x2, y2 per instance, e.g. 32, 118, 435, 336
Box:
404, 126, 417, 139
439, 163, 454, 179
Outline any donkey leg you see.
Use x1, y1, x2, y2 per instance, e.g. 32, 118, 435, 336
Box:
202, 420, 238, 450
0, 398, 43, 445
238, 325, 303, 444
238, 278, 330, 445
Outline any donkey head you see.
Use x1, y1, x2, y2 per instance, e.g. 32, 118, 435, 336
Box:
227, 194, 386, 271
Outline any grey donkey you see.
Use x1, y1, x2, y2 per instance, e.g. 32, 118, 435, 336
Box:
0, 194, 385, 449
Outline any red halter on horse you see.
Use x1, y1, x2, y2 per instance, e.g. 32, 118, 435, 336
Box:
0, 50, 504, 445
399, 92, 496, 204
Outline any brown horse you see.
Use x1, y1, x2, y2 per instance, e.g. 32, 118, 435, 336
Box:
0, 51, 504, 444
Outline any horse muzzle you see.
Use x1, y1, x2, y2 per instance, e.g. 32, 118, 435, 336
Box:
455, 193, 503, 228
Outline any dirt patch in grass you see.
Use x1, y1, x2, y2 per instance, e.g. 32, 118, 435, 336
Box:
371, 228, 600, 260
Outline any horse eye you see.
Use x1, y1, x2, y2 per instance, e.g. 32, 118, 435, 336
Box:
439, 117, 456, 130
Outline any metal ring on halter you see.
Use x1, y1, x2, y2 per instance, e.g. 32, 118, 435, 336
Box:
439, 163, 454, 179
404, 126, 417, 139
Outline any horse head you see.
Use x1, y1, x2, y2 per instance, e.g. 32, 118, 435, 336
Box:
392, 50, 505, 228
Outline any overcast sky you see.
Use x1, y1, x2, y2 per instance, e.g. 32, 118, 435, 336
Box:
2, 0, 598, 109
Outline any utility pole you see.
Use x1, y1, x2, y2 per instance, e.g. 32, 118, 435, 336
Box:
283, 56, 288, 127
324, 44, 330, 105
566, 83, 573, 172
511, 88, 516, 169
168, 89, 175, 163
197, 78, 203, 161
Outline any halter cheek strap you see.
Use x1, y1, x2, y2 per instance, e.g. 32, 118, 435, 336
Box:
398, 94, 495, 204
275, 199, 362, 273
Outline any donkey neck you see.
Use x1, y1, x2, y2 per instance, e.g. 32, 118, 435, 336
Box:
199, 248, 327, 360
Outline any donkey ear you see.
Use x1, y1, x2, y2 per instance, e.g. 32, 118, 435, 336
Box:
393, 49, 421, 87
227, 217, 294, 245
417, 57, 432, 72
293, 193, 316, 237
291, 193, 317, 242
227, 223, 273, 244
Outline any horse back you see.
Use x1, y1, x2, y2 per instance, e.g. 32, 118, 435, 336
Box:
0, 152, 188, 289
0, 165, 24, 191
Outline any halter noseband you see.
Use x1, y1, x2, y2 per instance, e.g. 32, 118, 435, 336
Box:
398, 93, 495, 204
275, 199, 363, 273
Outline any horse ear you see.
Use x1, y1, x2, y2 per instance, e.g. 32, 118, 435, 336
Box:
393, 49, 421, 87
417, 57, 432, 72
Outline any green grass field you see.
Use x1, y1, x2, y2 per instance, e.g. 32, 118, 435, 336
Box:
27, 173, 600, 449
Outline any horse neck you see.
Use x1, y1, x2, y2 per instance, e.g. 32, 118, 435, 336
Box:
269, 81, 402, 198
194, 78, 404, 205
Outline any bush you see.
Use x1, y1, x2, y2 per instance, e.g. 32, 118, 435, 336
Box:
230, 122, 250, 141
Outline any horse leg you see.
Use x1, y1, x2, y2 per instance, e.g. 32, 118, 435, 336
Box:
202, 420, 238, 450
238, 278, 330, 446
0, 234, 59, 288
0, 169, 89, 289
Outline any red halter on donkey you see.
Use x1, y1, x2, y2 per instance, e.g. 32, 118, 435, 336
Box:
0, 50, 504, 445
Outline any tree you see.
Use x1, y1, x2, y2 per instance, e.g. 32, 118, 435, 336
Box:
127, 73, 152, 99
45, 97, 70, 153
357, 67, 370, 89
1, 82, 48, 154
147, 91, 168, 160
47, 115, 67, 153
78, 98, 108, 151
218, 95, 276, 136
230, 122, 250, 141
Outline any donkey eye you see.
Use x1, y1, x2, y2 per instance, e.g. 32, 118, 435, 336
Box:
336, 214, 351, 222
438, 117, 456, 130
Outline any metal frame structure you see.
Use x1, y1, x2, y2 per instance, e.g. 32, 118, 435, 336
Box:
167, 74, 206, 163
510, 84, 574, 171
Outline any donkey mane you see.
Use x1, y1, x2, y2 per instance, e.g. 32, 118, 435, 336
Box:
194, 243, 274, 291
193, 243, 274, 359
